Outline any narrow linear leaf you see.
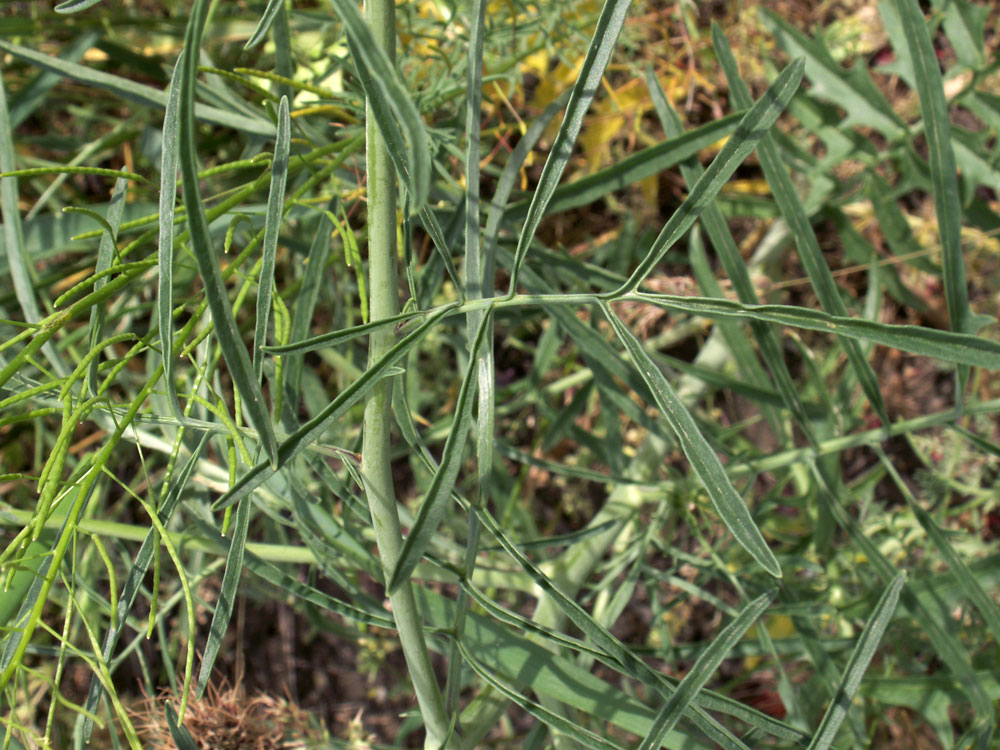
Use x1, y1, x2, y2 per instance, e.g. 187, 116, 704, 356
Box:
389, 307, 493, 592
471, 503, 756, 750
638, 592, 775, 750
604, 302, 781, 577
645, 67, 815, 439
8, 32, 98, 128
178, 0, 279, 467
891, 0, 970, 400
711, 24, 889, 428
164, 702, 198, 750
86, 177, 128, 395
635, 292, 1000, 370
213, 305, 455, 511
265, 309, 422, 355
323, 0, 430, 211
158, 53, 185, 421
759, 10, 906, 138
54, 0, 105, 12
615, 58, 805, 294
0, 76, 67, 378
284, 212, 333, 414
82, 435, 209, 740
253, 95, 290, 380
197, 493, 252, 696
507, 0, 632, 294
245, 0, 286, 49
504, 112, 742, 221
456, 641, 621, 750
807, 572, 905, 750
0, 40, 273, 136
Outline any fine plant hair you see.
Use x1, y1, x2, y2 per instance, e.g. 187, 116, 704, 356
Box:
1, 0, 999, 748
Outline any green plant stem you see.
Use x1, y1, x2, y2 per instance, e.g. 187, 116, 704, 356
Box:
359, 0, 453, 746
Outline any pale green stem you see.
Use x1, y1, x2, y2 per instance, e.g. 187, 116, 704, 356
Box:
359, 0, 454, 746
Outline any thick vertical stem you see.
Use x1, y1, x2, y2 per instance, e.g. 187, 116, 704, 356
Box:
360, 0, 453, 747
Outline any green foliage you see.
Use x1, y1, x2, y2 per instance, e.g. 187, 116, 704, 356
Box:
1, 0, 999, 748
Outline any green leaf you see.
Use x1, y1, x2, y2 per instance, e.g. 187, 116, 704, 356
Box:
935, 0, 989, 70
759, 10, 906, 138
503, 112, 742, 221
0, 76, 67, 379
82, 435, 209, 741
638, 592, 774, 750
891, 0, 971, 399
0, 40, 274, 137
212, 305, 456, 511
603, 302, 781, 577
264, 309, 421, 355
645, 66, 815, 439
54, 0, 105, 12
389, 307, 493, 592
85, 177, 128, 396
711, 24, 890, 429
253, 95, 290, 381
808, 571, 905, 749
470, 503, 765, 750
245, 0, 286, 50
633, 292, 1000, 370
178, 0, 280, 467
197, 493, 252, 696
284, 212, 333, 415
615, 57, 805, 294
323, 0, 430, 211
507, 0, 632, 293
7, 33, 99, 128
158, 53, 185, 422
456, 641, 622, 750
164, 702, 198, 750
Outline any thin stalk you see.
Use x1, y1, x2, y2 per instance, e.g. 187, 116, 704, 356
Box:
359, 0, 453, 747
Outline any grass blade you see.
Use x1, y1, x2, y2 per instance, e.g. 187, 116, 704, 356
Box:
507, 0, 632, 294
213, 305, 455, 511
85, 177, 128, 395
164, 702, 198, 750
82, 434, 210, 739
472, 502, 755, 750
178, 0, 279, 467
323, 0, 430, 211
158, 52, 185, 421
0, 76, 67, 379
8, 32, 98, 128
504, 112, 742, 221
0, 40, 273, 137
245, 0, 285, 50
389, 307, 493, 592
284, 212, 333, 415
807, 572, 905, 750
455, 641, 621, 750
253, 95, 290, 381
759, 10, 905, 138
54, 0, 105, 12
711, 24, 890, 429
197, 491, 251, 696
603, 301, 781, 577
891, 0, 970, 402
633, 292, 1000, 370
637, 592, 774, 750
614, 58, 804, 295
645, 67, 814, 440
